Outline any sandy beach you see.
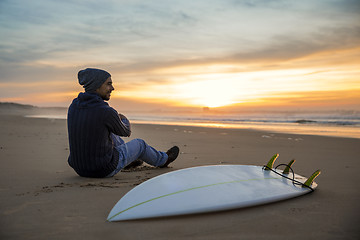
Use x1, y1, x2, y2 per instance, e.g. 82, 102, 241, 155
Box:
1, 114, 359, 240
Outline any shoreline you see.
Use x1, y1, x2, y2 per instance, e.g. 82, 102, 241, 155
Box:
1, 114, 359, 239
24, 114, 360, 139
131, 120, 360, 139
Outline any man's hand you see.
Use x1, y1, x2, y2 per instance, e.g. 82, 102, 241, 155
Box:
119, 113, 127, 120
118, 113, 131, 136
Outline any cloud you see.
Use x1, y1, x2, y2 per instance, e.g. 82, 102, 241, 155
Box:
2, 0, 359, 66
328, 0, 360, 14
107, 22, 360, 77
0, 0, 359, 109
218, 89, 360, 111
0, 0, 202, 66
228, 26, 360, 63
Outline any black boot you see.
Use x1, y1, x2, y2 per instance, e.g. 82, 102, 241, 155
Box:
160, 146, 180, 168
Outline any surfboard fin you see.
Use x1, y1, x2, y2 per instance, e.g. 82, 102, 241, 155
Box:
303, 170, 321, 187
282, 159, 296, 174
264, 154, 279, 170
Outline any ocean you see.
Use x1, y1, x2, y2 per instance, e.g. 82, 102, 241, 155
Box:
26, 110, 360, 139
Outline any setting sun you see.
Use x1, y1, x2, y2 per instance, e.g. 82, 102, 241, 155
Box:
172, 79, 240, 108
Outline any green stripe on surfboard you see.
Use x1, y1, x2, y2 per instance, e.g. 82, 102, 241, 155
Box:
107, 176, 281, 221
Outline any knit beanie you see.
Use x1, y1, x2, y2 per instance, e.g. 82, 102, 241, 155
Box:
78, 68, 111, 92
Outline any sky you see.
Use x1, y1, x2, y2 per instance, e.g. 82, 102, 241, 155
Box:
0, 0, 359, 113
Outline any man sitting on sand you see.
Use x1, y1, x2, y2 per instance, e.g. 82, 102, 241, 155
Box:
67, 68, 179, 178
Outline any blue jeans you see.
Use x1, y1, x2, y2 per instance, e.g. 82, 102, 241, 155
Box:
107, 134, 168, 177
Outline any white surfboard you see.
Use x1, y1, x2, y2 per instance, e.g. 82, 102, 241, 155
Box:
108, 164, 319, 221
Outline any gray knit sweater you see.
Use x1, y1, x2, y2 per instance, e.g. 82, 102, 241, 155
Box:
67, 92, 131, 178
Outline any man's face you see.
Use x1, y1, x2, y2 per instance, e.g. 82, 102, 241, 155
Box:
96, 77, 114, 101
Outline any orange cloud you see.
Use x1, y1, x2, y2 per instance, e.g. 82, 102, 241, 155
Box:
219, 89, 360, 111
